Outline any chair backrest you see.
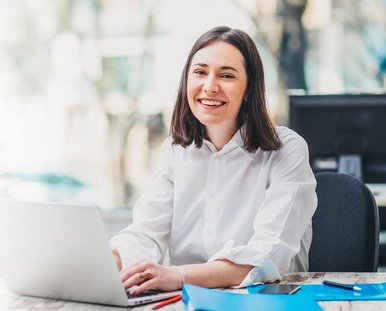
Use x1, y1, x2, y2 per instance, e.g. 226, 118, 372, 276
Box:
309, 172, 379, 272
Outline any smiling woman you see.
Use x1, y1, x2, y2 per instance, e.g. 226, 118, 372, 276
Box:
171, 26, 282, 153
109, 26, 317, 296
187, 41, 247, 150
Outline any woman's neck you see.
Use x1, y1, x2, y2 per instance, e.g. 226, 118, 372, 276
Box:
205, 124, 238, 151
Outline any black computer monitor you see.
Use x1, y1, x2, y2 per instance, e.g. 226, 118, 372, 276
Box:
289, 93, 386, 183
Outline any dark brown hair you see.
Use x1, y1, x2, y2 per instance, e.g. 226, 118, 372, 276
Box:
170, 26, 281, 152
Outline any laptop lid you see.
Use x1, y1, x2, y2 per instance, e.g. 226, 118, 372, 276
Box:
0, 200, 129, 307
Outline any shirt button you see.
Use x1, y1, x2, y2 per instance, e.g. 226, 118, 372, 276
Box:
214, 154, 219, 159
209, 191, 215, 198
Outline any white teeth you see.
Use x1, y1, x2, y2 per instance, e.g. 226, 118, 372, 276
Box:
200, 100, 224, 106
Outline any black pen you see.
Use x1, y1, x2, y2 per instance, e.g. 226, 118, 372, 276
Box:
323, 280, 362, 291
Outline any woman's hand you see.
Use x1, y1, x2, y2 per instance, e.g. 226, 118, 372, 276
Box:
120, 260, 183, 295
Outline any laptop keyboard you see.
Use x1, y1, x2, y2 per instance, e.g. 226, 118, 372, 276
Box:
126, 289, 162, 298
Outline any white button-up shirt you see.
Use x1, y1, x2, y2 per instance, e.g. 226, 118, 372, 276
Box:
110, 126, 317, 286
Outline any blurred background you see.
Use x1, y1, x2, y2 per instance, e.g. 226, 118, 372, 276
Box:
0, 0, 385, 235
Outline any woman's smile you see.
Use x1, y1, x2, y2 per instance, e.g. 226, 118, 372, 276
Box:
199, 99, 226, 107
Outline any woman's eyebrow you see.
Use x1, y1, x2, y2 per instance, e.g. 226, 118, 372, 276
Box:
192, 63, 239, 73
191, 63, 208, 68
221, 66, 239, 73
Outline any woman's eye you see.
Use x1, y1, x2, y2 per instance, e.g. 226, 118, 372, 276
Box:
221, 74, 235, 79
193, 70, 206, 75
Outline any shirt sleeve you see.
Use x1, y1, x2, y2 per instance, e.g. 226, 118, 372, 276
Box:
208, 130, 317, 286
109, 138, 174, 269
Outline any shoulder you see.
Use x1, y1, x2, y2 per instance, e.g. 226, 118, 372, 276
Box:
276, 126, 306, 144
161, 136, 190, 153
268, 126, 310, 167
158, 136, 175, 166
268, 127, 313, 181
275, 126, 308, 153
159, 136, 191, 162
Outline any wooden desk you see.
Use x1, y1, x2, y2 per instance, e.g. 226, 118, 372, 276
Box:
1, 272, 386, 310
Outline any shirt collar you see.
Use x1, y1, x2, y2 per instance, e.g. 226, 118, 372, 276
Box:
203, 128, 256, 160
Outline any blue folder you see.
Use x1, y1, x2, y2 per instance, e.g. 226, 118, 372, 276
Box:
182, 284, 323, 311
248, 283, 386, 301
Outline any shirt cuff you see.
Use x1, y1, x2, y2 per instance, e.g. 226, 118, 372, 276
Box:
238, 258, 282, 287
208, 240, 283, 287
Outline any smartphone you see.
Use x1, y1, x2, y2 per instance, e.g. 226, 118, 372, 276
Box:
257, 284, 301, 295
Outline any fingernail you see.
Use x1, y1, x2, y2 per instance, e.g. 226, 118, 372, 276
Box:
130, 290, 137, 296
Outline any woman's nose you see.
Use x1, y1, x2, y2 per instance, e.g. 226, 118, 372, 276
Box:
203, 75, 219, 93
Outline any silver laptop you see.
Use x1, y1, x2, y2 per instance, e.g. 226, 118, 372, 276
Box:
0, 200, 180, 307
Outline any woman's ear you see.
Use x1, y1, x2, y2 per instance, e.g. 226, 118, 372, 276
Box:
243, 93, 248, 102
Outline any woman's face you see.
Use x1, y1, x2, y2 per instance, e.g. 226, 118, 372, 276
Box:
187, 41, 248, 132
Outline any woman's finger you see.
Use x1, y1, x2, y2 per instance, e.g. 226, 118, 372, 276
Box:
139, 271, 153, 280
130, 278, 158, 295
123, 270, 154, 289
120, 260, 150, 281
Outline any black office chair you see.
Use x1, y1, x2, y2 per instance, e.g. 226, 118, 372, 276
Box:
308, 172, 379, 272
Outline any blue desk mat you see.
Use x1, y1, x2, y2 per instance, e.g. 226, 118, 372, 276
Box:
248, 282, 386, 301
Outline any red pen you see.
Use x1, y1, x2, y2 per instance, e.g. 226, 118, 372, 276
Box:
152, 294, 182, 310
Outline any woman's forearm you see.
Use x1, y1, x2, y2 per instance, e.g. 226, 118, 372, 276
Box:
117, 258, 254, 294
178, 259, 253, 288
